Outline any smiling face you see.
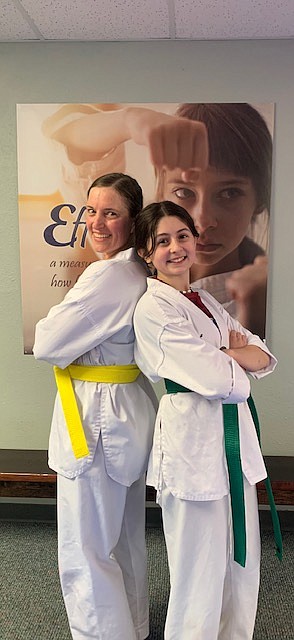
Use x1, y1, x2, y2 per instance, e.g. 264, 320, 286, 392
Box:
162, 166, 260, 278
86, 186, 133, 259
148, 215, 197, 290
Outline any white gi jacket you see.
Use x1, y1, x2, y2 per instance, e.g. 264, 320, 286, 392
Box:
134, 278, 277, 501
34, 248, 156, 483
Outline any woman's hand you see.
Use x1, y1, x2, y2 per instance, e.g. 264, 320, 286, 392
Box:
225, 256, 268, 339
125, 107, 209, 175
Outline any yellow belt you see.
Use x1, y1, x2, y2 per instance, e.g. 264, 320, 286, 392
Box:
53, 364, 141, 459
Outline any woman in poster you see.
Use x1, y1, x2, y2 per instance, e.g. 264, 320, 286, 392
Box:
43, 102, 271, 338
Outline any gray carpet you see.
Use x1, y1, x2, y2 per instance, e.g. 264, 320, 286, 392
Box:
0, 521, 293, 639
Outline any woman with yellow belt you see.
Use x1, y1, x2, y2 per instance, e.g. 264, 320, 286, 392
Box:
33, 173, 157, 640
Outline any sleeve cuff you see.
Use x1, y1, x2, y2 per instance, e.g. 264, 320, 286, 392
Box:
222, 359, 250, 404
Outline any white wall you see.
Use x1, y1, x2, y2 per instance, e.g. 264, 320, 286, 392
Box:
0, 39, 293, 454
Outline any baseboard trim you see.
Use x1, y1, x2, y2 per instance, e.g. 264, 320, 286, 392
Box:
0, 498, 293, 532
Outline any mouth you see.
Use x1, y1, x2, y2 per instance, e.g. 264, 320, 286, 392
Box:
92, 233, 111, 240
196, 242, 221, 253
167, 256, 187, 264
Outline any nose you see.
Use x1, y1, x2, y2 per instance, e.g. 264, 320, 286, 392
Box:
191, 197, 217, 234
169, 237, 182, 253
91, 211, 105, 229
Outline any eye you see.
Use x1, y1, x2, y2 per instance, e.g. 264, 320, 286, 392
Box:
105, 210, 119, 218
217, 187, 244, 200
86, 208, 95, 216
172, 187, 195, 200
156, 237, 169, 246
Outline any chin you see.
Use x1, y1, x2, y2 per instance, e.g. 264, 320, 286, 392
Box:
195, 254, 220, 266
94, 243, 110, 254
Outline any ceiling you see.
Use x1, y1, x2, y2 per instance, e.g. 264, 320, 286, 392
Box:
1, 0, 294, 42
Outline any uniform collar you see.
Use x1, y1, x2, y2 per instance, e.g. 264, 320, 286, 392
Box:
107, 247, 136, 262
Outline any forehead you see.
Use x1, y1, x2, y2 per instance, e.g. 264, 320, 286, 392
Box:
156, 216, 190, 235
163, 167, 254, 189
87, 186, 128, 211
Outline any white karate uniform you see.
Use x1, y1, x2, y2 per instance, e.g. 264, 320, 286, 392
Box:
34, 248, 157, 640
134, 278, 277, 640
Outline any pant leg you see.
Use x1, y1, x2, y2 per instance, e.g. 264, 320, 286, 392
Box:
57, 437, 137, 640
114, 475, 149, 640
160, 484, 229, 640
218, 480, 261, 640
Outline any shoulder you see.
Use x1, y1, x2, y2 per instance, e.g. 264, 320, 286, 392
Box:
239, 237, 265, 266
79, 249, 147, 284
134, 283, 162, 317
135, 279, 186, 325
196, 288, 228, 319
64, 250, 147, 309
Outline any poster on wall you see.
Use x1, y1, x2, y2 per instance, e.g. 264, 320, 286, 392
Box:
16, 102, 274, 353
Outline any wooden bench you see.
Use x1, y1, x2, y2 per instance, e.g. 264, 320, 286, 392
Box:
0, 450, 56, 499
1, 450, 293, 518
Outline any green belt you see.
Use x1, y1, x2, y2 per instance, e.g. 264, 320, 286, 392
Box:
164, 379, 283, 567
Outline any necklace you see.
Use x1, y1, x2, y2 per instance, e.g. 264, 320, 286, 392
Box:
180, 287, 193, 294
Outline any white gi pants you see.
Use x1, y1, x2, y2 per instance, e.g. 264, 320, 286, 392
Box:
57, 438, 149, 640
160, 478, 260, 640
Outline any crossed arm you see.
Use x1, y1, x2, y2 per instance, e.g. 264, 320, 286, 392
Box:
221, 330, 270, 372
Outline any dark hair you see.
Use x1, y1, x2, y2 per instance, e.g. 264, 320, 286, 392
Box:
135, 200, 199, 260
156, 103, 272, 212
87, 172, 143, 218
